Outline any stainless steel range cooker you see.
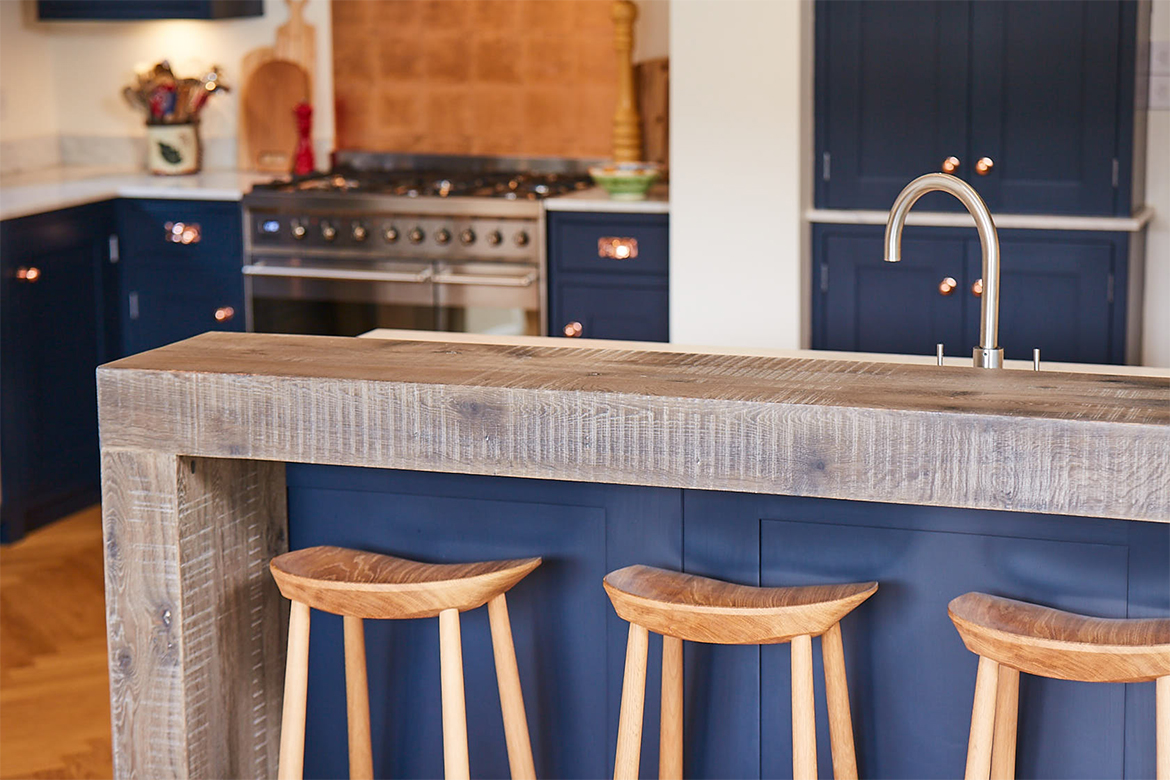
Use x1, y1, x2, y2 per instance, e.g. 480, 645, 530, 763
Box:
241, 154, 592, 338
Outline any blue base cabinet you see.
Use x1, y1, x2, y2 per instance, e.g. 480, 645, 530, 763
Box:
547, 211, 669, 342
116, 199, 246, 356
812, 223, 1129, 364
284, 466, 1168, 779
0, 203, 117, 542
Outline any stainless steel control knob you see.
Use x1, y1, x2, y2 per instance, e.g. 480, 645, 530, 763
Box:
486, 230, 503, 246
460, 228, 476, 245
409, 227, 425, 244
291, 221, 307, 240
352, 223, 368, 242
514, 231, 530, 247
434, 228, 451, 245
321, 221, 337, 241
384, 226, 399, 243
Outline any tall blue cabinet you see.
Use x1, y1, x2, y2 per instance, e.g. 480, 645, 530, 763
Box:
812, 0, 1147, 364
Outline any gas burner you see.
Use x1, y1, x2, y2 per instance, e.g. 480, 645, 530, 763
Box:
252, 168, 592, 200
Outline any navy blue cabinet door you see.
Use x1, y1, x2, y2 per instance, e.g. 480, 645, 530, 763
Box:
969, 1, 1123, 215
965, 232, 1120, 364
0, 203, 115, 541
554, 280, 669, 342
816, 0, 970, 211
683, 491, 1168, 779
285, 465, 683, 780
37, 1, 262, 20
117, 199, 245, 355
813, 224, 966, 356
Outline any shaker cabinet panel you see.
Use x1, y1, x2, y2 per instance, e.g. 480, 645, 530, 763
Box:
969, 1, 1122, 215
554, 280, 669, 343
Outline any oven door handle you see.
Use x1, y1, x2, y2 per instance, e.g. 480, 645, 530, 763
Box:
432, 270, 538, 287
242, 264, 434, 284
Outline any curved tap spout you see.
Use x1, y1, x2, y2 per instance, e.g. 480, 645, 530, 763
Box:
884, 173, 1004, 368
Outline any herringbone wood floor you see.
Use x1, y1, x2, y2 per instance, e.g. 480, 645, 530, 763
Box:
1, 506, 113, 779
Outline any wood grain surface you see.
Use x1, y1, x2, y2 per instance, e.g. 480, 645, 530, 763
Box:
949, 592, 1170, 683
98, 332, 1170, 521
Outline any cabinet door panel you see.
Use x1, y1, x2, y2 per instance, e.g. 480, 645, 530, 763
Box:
816, 226, 966, 357
554, 281, 669, 342
549, 212, 669, 276
817, 0, 969, 210
966, 235, 1115, 364
970, 1, 1121, 214
122, 276, 244, 355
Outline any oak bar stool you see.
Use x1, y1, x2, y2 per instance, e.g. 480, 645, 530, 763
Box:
949, 592, 1170, 780
270, 546, 542, 780
603, 565, 878, 780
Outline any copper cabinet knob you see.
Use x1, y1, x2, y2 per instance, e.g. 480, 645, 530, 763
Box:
563, 321, 583, 338
214, 306, 235, 322
972, 278, 984, 297
941, 156, 960, 174
975, 157, 994, 175
16, 266, 41, 283
165, 221, 201, 244
938, 276, 958, 295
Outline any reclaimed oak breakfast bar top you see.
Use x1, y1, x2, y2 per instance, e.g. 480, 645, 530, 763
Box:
99, 331, 1169, 523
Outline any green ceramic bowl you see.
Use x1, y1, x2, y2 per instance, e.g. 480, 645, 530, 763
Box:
588, 163, 662, 201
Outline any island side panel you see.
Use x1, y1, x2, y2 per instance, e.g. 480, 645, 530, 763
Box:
102, 448, 288, 780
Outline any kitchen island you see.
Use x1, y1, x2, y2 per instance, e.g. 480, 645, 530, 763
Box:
96, 332, 1169, 779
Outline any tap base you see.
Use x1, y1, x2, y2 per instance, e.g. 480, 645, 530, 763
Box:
973, 347, 1005, 369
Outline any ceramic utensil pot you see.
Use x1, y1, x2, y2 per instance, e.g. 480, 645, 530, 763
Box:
147, 122, 201, 175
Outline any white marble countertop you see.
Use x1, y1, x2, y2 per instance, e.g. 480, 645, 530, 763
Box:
0, 166, 276, 221
544, 183, 669, 213
359, 328, 1170, 378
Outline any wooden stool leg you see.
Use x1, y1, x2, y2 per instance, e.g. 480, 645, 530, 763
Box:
278, 601, 311, 780
791, 633, 818, 780
343, 616, 374, 780
487, 594, 537, 780
821, 622, 858, 780
659, 634, 684, 780
439, 608, 470, 780
990, 666, 1019, 780
613, 622, 649, 780
1157, 675, 1169, 780
965, 656, 1000, 780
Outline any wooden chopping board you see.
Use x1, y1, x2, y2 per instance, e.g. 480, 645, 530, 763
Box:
240, 59, 310, 173
635, 57, 669, 168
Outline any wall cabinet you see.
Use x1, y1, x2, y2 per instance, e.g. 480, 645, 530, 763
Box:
812, 223, 1128, 364
0, 203, 116, 541
815, 0, 1137, 216
547, 211, 669, 342
37, 1, 263, 20
117, 199, 245, 355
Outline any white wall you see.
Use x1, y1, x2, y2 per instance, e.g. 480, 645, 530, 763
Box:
1142, 0, 1170, 367
0, 0, 334, 170
669, 0, 811, 349
0, 1, 62, 169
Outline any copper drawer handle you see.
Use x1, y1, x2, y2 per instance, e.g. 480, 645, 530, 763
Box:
975, 157, 994, 176
938, 277, 958, 296
16, 266, 41, 283
972, 278, 983, 297
598, 237, 638, 260
165, 221, 201, 244
563, 321, 583, 337
214, 306, 235, 322
941, 156, 960, 174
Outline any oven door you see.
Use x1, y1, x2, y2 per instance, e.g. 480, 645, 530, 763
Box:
244, 257, 437, 336
433, 261, 542, 336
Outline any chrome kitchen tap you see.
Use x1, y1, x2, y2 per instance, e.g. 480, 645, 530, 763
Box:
884, 173, 1005, 368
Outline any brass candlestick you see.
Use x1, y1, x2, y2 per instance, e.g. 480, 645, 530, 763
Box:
611, 0, 642, 163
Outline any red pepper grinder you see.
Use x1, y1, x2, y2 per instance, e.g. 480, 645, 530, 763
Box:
293, 101, 314, 176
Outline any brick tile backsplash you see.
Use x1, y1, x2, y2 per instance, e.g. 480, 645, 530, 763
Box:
333, 0, 617, 159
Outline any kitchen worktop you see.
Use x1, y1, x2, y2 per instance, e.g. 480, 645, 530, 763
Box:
544, 182, 669, 213
0, 166, 274, 221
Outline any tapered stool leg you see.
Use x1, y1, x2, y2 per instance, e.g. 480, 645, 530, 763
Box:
821, 622, 858, 780
659, 635, 684, 780
343, 616, 374, 780
1157, 676, 1169, 780
439, 608, 470, 780
487, 594, 537, 780
279, 601, 312, 780
614, 622, 649, 780
965, 656, 1000, 780
990, 667, 1019, 780
791, 634, 818, 780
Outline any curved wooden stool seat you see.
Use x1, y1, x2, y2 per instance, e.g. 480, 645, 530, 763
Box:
948, 592, 1170, 780
270, 546, 542, 780
603, 564, 878, 780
